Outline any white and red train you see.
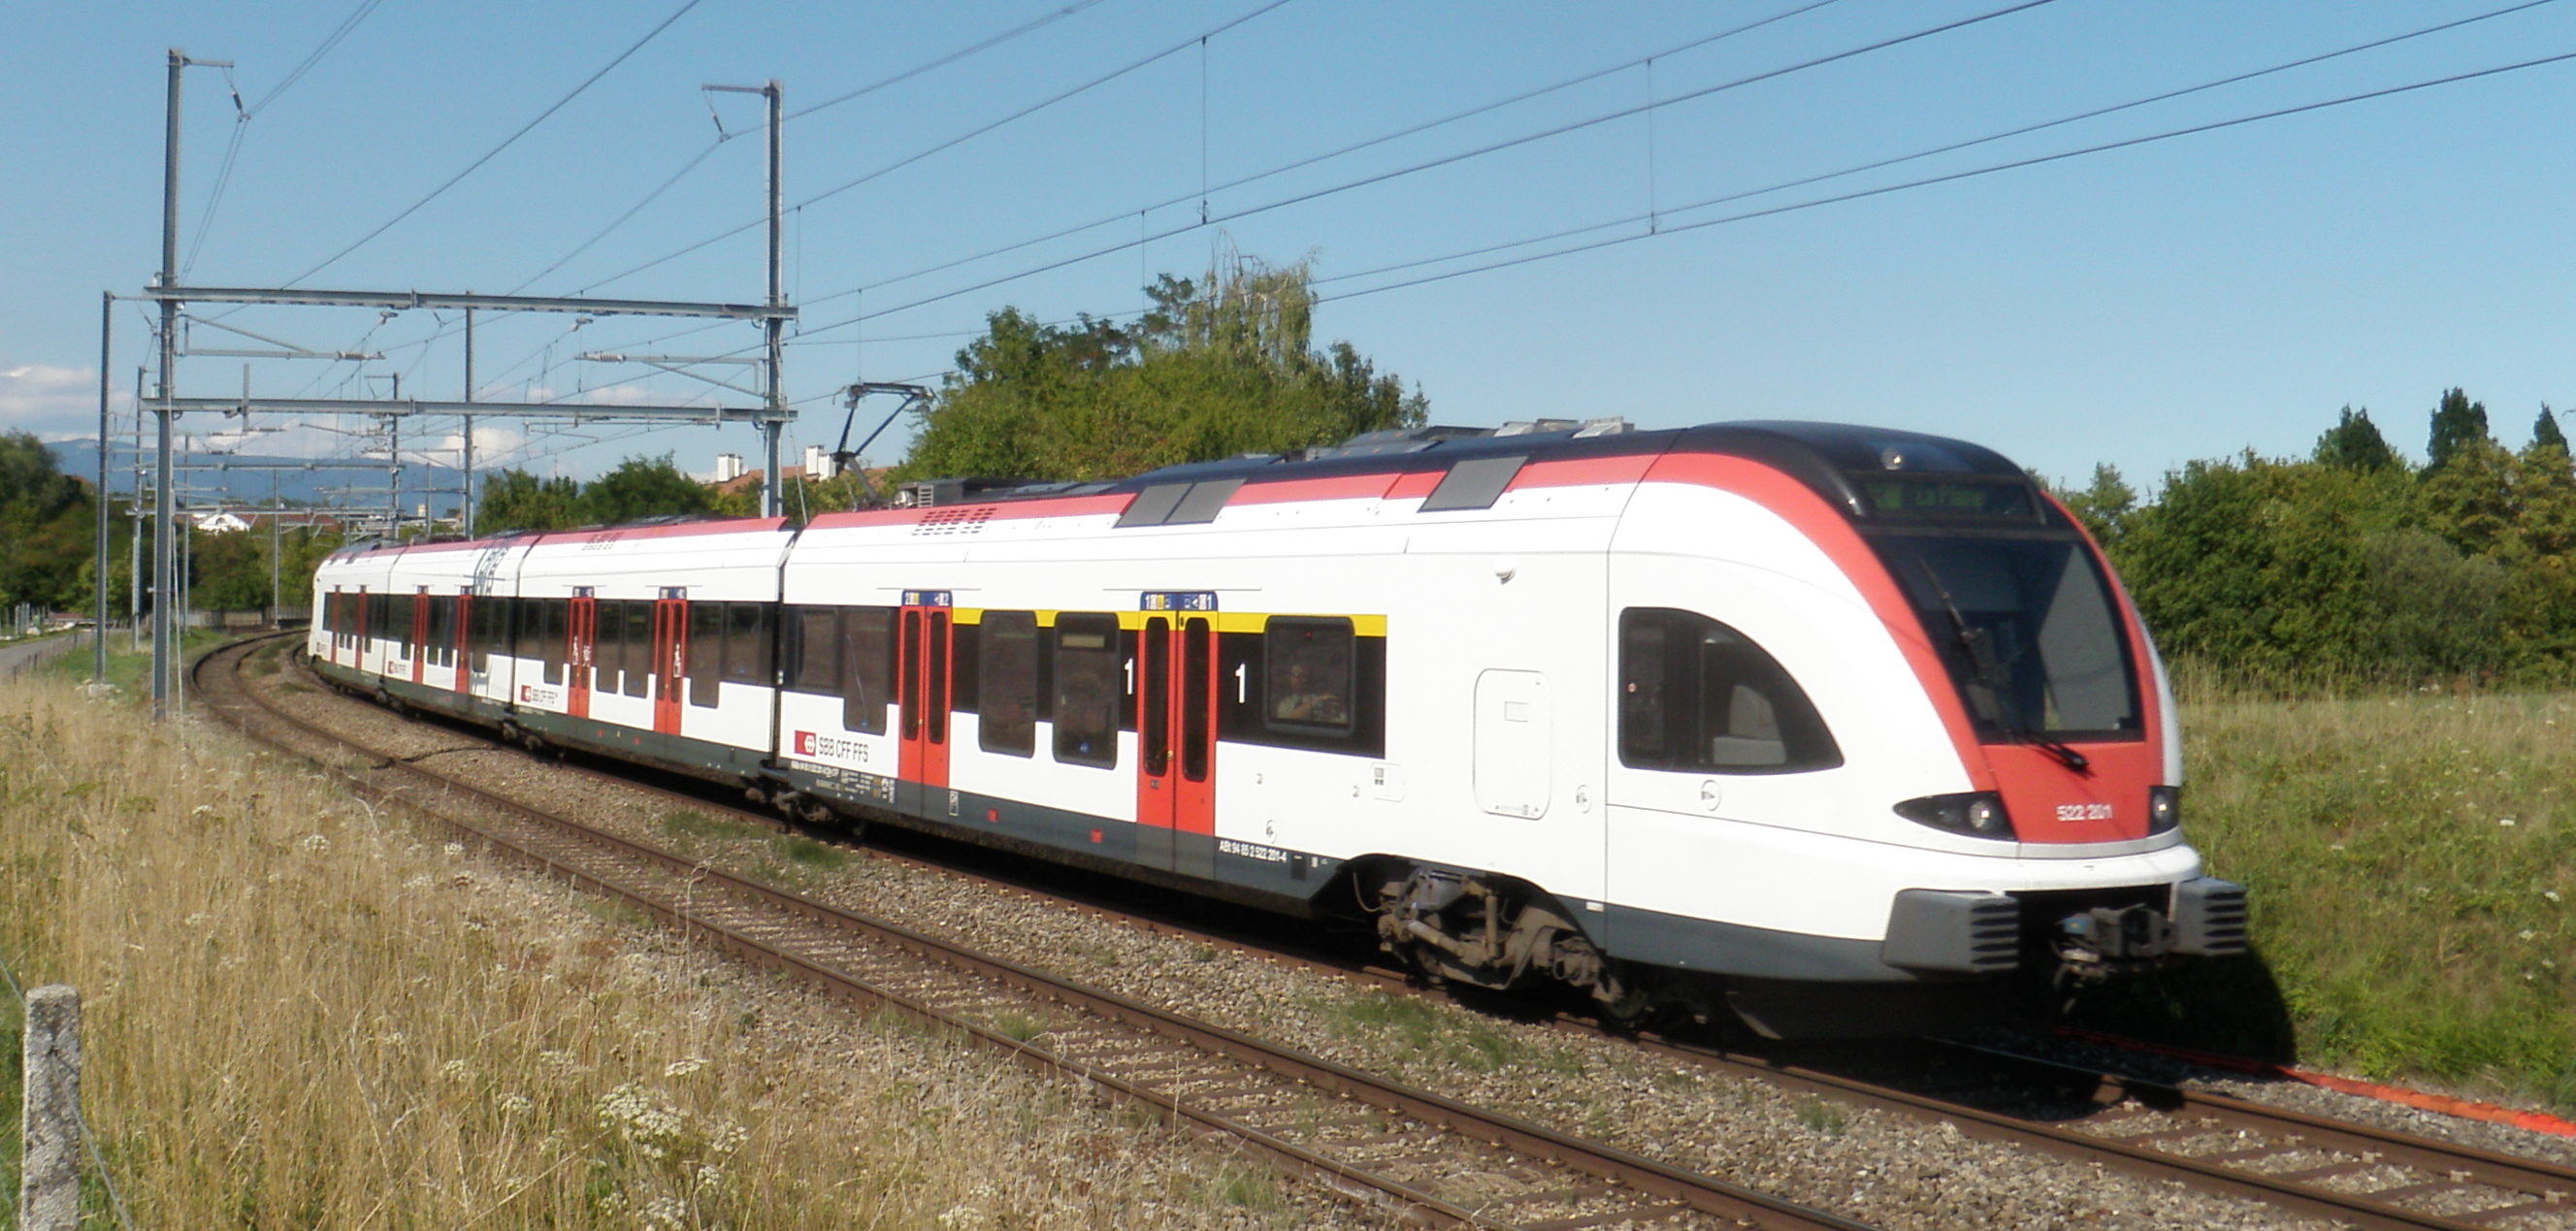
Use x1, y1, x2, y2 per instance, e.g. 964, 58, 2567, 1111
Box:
310, 420, 2245, 1033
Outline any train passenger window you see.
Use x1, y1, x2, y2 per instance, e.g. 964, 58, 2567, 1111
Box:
687, 602, 724, 707
978, 611, 1038, 757
542, 599, 569, 686
1051, 613, 1122, 768
722, 603, 771, 687
621, 602, 651, 698
467, 597, 488, 673
789, 605, 838, 694
1264, 617, 1354, 735
842, 606, 896, 735
593, 600, 623, 692
1617, 608, 1842, 775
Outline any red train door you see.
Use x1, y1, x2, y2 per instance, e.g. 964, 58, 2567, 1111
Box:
1135, 603, 1219, 870
410, 591, 428, 684
568, 590, 596, 720
896, 591, 953, 816
651, 589, 685, 736
452, 594, 471, 694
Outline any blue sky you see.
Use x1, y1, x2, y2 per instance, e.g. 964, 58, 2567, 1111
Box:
6, 0, 2573, 507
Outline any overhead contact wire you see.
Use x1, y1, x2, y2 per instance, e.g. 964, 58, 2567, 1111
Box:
1321, 46, 2576, 303
281, 0, 705, 288
573, 0, 1299, 294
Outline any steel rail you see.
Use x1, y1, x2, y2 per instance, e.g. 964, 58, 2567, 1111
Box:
240, 637, 2576, 1230
195, 635, 1874, 1231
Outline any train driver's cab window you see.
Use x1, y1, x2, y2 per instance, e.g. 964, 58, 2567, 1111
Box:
1617, 608, 1841, 774
1265, 617, 1354, 735
1052, 613, 1122, 768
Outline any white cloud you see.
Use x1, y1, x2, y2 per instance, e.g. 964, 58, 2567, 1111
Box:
0, 363, 130, 440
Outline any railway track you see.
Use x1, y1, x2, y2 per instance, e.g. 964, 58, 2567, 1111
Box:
201, 634, 2576, 1231
195, 632, 1872, 1231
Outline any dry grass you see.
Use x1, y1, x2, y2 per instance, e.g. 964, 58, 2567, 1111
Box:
0, 674, 1370, 1230
2074, 674, 2576, 1110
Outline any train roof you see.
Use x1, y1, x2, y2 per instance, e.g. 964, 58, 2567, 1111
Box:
910, 419, 2036, 526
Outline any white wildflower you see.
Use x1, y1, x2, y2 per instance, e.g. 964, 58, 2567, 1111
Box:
440, 1058, 472, 1083
707, 1118, 747, 1154
663, 1055, 707, 1078
2499, 818, 2518, 827
299, 833, 331, 853
595, 1082, 686, 1162
2520, 929, 2539, 941
444, 842, 465, 858
640, 1195, 686, 1228
2548, 891, 2563, 903
498, 1092, 533, 1116
538, 1050, 582, 1074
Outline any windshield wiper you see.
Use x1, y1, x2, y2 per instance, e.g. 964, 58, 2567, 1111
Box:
1913, 561, 2089, 774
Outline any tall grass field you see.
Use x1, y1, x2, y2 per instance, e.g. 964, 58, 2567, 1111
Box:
2077, 675, 2576, 1112
0, 668, 1347, 1229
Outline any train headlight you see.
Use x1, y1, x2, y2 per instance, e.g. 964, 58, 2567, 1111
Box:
1893, 792, 2016, 840
2148, 786, 2182, 834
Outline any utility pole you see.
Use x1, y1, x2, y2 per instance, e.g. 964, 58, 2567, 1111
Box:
269, 470, 281, 623
129, 368, 143, 654
765, 80, 784, 519
386, 409, 400, 542
710, 80, 787, 516
153, 49, 180, 715
151, 49, 227, 716
93, 293, 111, 682
462, 307, 475, 537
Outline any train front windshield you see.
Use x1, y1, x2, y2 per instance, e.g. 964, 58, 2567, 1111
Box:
1869, 532, 2142, 743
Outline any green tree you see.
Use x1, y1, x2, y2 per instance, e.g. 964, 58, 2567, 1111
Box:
579, 455, 711, 525
0, 432, 104, 614
2313, 406, 2401, 471
476, 470, 584, 533
2534, 404, 2568, 455
2053, 464, 2138, 547
2426, 387, 2491, 473
903, 254, 1427, 482
2420, 436, 2521, 559
2113, 453, 2416, 680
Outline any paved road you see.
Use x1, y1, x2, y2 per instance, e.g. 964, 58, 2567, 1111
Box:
0, 633, 82, 682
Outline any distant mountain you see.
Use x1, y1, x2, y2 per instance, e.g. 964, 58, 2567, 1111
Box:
47, 441, 456, 514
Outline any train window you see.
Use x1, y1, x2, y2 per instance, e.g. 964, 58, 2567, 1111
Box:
687, 602, 724, 708
842, 606, 896, 735
927, 611, 951, 743
594, 600, 624, 693
621, 602, 651, 698
1264, 617, 1355, 736
978, 611, 1038, 757
542, 599, 569, 686
1051, 613, 1122, 768
723, 603, 772, 687
391, 594, 415, 653
789, 605, 838, 695
466, 598, 486, 673
1617, 608, 1841, 775
1182, 617, 1213, 782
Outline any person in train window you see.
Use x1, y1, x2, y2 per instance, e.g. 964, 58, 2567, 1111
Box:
1272, 660, 1349, 726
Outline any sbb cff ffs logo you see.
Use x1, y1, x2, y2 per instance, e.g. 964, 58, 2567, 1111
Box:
793, 730, 869, 762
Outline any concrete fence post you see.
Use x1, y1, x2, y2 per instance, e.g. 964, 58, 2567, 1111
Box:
17, 984, 82, 1231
